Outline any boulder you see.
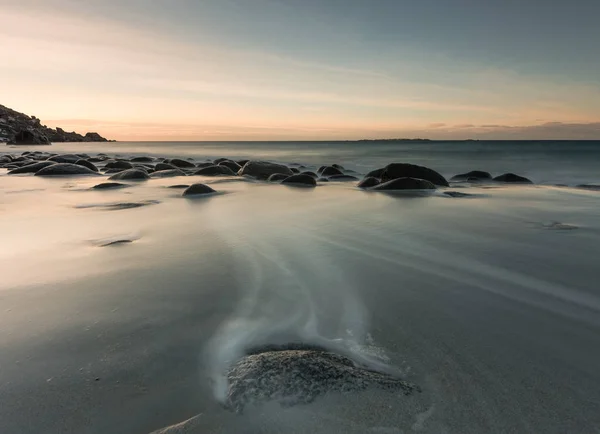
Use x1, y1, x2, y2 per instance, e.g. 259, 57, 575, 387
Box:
35, 163, 100, 176
450, 170, 492, 181
236, 159, 249, 167
8, 161, 56, 174
371, 177, 436, 190
196, 162, 214, 169
365, 167, 385, 179
357, 177, 380, 189
281, 174, 317, 187
238, 161, 293, 180
104, 160, 133, 170
213, 157, 231, 165
327, 174, 359, 181
47, 154, 81, 164
332, 164, 345, 171
103, 168, 127, 174
267, 173, 290, 182
155, 162, 178, 171
381, 163, 448, 186
8, 129, 50, 145
320, 166, 344, 177
182, 183, 216, 197
92, 182, 130, 190
290, 167, 300, 174
75, 159, 99, 172
299, 171, 318, 179
218, 160, 242, 172
225, 345, 419, 413
493, 173, 533, 184
165, 158, 196, 169
194, 165, 236, 176
130, 156, 155, 163
150, 169, 187, 178
108, 169, 150, 181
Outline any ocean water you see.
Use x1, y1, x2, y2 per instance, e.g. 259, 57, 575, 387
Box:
1, 141, 600, 434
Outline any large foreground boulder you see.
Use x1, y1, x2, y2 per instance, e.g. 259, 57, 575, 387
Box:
8, 161, 56, 174
281, 174, 317, 187
224, 345, 419, 413
8, 129, 50, 145
35, 163, 100, 176
108, 169, 150, 181
493, 173, 533, 184
381, 163, 448, 186
182, 183, 216, 197
372, 177, 436, 190
238, 161, 293, 180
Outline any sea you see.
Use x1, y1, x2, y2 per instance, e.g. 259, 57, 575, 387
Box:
1, 140, 599, 434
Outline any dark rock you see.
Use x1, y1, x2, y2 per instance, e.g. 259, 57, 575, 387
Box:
267, 173, 290, 182
76, 200, 159, 210
213, 157, 231, 165
219, 160, 242, 172
194, 165, 236, 176
47, 154, 81, 164
357, 177, 380, 189
87, 157, 106, 163
444, 191, 475, 198
576, 184, 600, 191
108, 169, 150, 181
450, 170, 492, 181
372, 177, 436, 190
236, 159, 249, 167
167, 184, 190, 189
150, 169, 187, 178
155, 162, 178, 171
332, 164, 345, 171
281, 174, 317, 187
299, 171, 318, 179
493, 173, 533, 184
103, 168, 127, 175
92, 182, 130, 190
182, 183, 216, 197
381, 163, 448, 186
0, 155, 13, 163
166, 158, 196, 169
104, 160, 133, 170
317, 166, 328, 174
290, 167, 300, 174
83, 132, 108, 142
318, 178, 329, 182
196, 162, 214, 169
130, 156, 155, 163
320, 166, 344, 177
327, 174, 359, 181
8, 161, 57, 174
225, 345, 419, 413
239, 161, 293, 180
6, 159, 35, 168
75, 159, 99, 172
8, 129, 50, 145
35, 163, 100, 176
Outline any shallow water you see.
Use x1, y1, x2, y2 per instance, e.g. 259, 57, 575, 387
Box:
1, 142, 600, 433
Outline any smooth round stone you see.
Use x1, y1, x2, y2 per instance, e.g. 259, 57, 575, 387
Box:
299, 171, 318, 179
8, 161, 56, 174
35, 163, 100, 176
450, 170, 492, 181
108, 169, 150, 181
92, 182, 130, 190
238, 161, 293, 180
166, 158, 196, 169
104, 160, 134, 170
281, 174, 317, 187
493, 173, 533, 184
267, 173, 290, 182
130, 156, 155, 163
357, 177, 380, 189
371, 177, 436, 190
194, 165, 236, 176
182, 183, 216, 196
380, 163, 448, 186
75, 159, 99, 172
320, 166, 344, 177
219, 160, 242, 172
150, 169, 187, 178
46, 154, 80, 164
327, 174, 359, 181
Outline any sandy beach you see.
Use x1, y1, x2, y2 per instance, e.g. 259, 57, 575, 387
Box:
1, 141, 600, 433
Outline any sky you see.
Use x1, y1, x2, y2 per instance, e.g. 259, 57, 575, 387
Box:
1, 0, 599, 141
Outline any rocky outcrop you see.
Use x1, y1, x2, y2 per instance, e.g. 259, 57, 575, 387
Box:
238, 161, 293, 180
1, 104, 112, 144
381, 163, 449, 186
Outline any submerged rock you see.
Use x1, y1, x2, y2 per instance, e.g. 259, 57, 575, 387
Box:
493, 173, 533, 184
92, 182, 130, 190
332, 164, 345, 171
130, 156, 155, 163
219, 160, 242, 172
47, 154, 82, 164
365, 168, 385, 179
357, 177, 380, 189
281, 174, 317, 187
320, 166, 344, 177
35, 163, 100, 176
381, 163, 448, 186
166, 158, 196, 169
372, 177, 436, 190
225, 345, 419, 413
8, 161, 56, 174
155, 162, 178, 171
182, 183, 216, 197
108, 169, 150, 181
194, 165, 236, 176
300, 171, 318, 179
290, 167, 300, 174
327, 174, 359, 181
450, 170, 492, 181
75, 159, 99, 172
104, 160, 133, 170
267, 173, 290, 182
238, 161, 293, 180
